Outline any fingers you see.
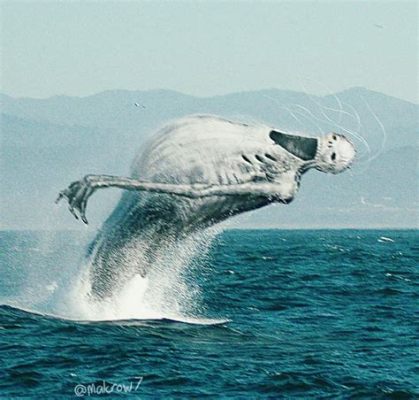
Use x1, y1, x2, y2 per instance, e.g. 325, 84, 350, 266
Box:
68, 188, 82, 220
56, 179, 93, 224
69, 185, 88, 222
68, 204, 79, 220
55, 180, 79, 204
79, 189, 91, 225
55, 192, 64, 204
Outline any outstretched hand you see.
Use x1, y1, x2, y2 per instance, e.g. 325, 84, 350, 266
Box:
56, 172, 291, 225
56, 175, 97, 224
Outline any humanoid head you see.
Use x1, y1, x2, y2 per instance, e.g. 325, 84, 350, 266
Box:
314, 133, 355, 174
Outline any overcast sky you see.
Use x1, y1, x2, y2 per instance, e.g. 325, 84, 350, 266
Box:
1, 1, 418, 103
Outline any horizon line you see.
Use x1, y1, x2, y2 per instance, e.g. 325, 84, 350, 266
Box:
1, 86, 418, 106
1, 227, 417, 232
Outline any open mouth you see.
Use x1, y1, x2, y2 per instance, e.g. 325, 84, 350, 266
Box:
269, 130, 318, 161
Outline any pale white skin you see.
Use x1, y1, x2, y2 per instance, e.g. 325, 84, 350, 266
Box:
57, 115, 355, 296
57, 115, 355, 225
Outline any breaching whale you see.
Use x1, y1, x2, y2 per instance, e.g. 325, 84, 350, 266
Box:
57, 115, 355, 298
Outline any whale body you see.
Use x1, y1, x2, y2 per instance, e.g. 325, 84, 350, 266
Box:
57, 115, 355, 298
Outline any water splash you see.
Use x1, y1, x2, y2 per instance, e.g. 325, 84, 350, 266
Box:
1, 228, 224, 324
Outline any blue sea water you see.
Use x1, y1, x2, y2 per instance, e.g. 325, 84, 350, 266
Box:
0, 229, 417, 398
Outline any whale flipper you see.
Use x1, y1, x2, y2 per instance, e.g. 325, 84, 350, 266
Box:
56, 175, 298, 224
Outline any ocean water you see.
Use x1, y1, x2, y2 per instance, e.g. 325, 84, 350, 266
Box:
0, 229, 417, 398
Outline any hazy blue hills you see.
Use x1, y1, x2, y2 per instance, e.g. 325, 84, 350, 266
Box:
1, 87, 417, 229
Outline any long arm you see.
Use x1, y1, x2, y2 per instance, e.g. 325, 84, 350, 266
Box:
56, 174, 295, 224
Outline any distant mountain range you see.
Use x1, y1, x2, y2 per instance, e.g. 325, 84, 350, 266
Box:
1, 87, 418, 229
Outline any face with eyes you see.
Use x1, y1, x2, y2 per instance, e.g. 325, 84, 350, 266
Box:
315, 133, 355, 174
